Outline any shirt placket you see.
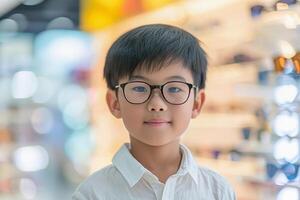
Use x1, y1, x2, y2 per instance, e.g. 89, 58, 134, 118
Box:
143, 173, 165, 200
161, 175, 178, 200
151, 182, 164, 200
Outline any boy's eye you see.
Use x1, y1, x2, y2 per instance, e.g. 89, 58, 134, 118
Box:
167, 87, 182, 93
132, 86, 147, 93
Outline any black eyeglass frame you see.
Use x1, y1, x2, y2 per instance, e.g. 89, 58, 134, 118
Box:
114, 81, 198, 105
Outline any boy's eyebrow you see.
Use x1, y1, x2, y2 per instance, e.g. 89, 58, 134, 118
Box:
129, 75, 186, 82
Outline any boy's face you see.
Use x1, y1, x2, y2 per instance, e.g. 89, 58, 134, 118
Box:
106, 61, 205, 147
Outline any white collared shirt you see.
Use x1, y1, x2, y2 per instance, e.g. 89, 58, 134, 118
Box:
72, 143, 236, 200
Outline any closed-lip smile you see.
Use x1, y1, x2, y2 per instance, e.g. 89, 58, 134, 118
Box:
144, 119, 171, 124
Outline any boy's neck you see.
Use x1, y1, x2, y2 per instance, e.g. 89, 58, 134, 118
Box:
129, 137, 182, 184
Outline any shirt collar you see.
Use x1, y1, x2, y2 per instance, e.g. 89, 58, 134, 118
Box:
179, 144, 199, 185
112, 143, 145, 188
112, 143, 199, 188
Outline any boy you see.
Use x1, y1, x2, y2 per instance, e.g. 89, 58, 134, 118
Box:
72, 24, 236, 200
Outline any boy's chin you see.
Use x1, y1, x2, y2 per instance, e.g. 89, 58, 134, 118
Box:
129, 135, 179, 147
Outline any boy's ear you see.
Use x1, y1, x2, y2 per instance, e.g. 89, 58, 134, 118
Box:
106, 89, 122, 119
191, 89, 205, 119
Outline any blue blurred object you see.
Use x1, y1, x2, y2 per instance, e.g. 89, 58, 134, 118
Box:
266, 162, 278, 179
34, 30, 93, 78
278, 0, 297, 5
212, 149, 221, 159
258, 70, 270, 86
266, 162, 299, 181
250, 5, 265, 18
281, 162, 299, 180
241, 127, 251, 141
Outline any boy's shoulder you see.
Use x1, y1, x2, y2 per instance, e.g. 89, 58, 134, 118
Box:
81, 164, 116, 183
72, 164, 124, 199
196, 165, 235, 198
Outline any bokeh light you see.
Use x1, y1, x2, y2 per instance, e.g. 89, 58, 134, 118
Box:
31, 107, 54, 134
58, 84, 89, 130
32, 77, 57, 104
274, 84, 298, 105
12, 71, 38, 99
19, 178, 37, 199
277, 187, 299, 200
273, 138, 299, 163
13, 145, 49, 172
35, 30, 92, 77
274, 172, 289, 185
273, 111, 299, 137
65, 129, 94, 166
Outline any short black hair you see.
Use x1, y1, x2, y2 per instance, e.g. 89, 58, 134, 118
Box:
103, 24, 207, 90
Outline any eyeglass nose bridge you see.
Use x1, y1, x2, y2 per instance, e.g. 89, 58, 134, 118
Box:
149, 84, 164, 95
150, 84, 163, 89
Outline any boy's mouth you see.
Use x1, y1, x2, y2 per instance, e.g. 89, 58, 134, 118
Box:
144, 119, 171, 125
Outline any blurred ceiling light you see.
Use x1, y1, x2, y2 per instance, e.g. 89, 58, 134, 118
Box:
19, 178, 37, 199
12, 71, 38, 99
14, 145, 49, 172
274, 84, 298, 105
277, 187, 299, 200
31, 107, 54, 134
47, 17, 74, 30
273, 138, 299, 163
273, 111, 299, 137
23, 0, 44, 6
279, 40, 296, 59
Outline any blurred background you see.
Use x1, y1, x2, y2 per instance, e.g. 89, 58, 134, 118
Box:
0, 0, 300, 199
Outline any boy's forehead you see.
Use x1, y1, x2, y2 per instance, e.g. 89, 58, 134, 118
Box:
129, 74, 187, 82
120, 62, 194, 83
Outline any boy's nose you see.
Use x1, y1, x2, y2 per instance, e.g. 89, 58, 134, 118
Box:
147, 90, 167, 112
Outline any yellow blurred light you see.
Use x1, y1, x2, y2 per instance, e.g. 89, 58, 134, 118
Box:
81, 0, 179, 31
276, 2, 289, 11
142, 0, 175, 10
92, 0, 123, 12
81, 8, 119, 31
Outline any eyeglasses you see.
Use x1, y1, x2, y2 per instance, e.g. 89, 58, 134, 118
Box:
115, 81, 197, 105
274, 53, 300, 74
266, 162, 299, 181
